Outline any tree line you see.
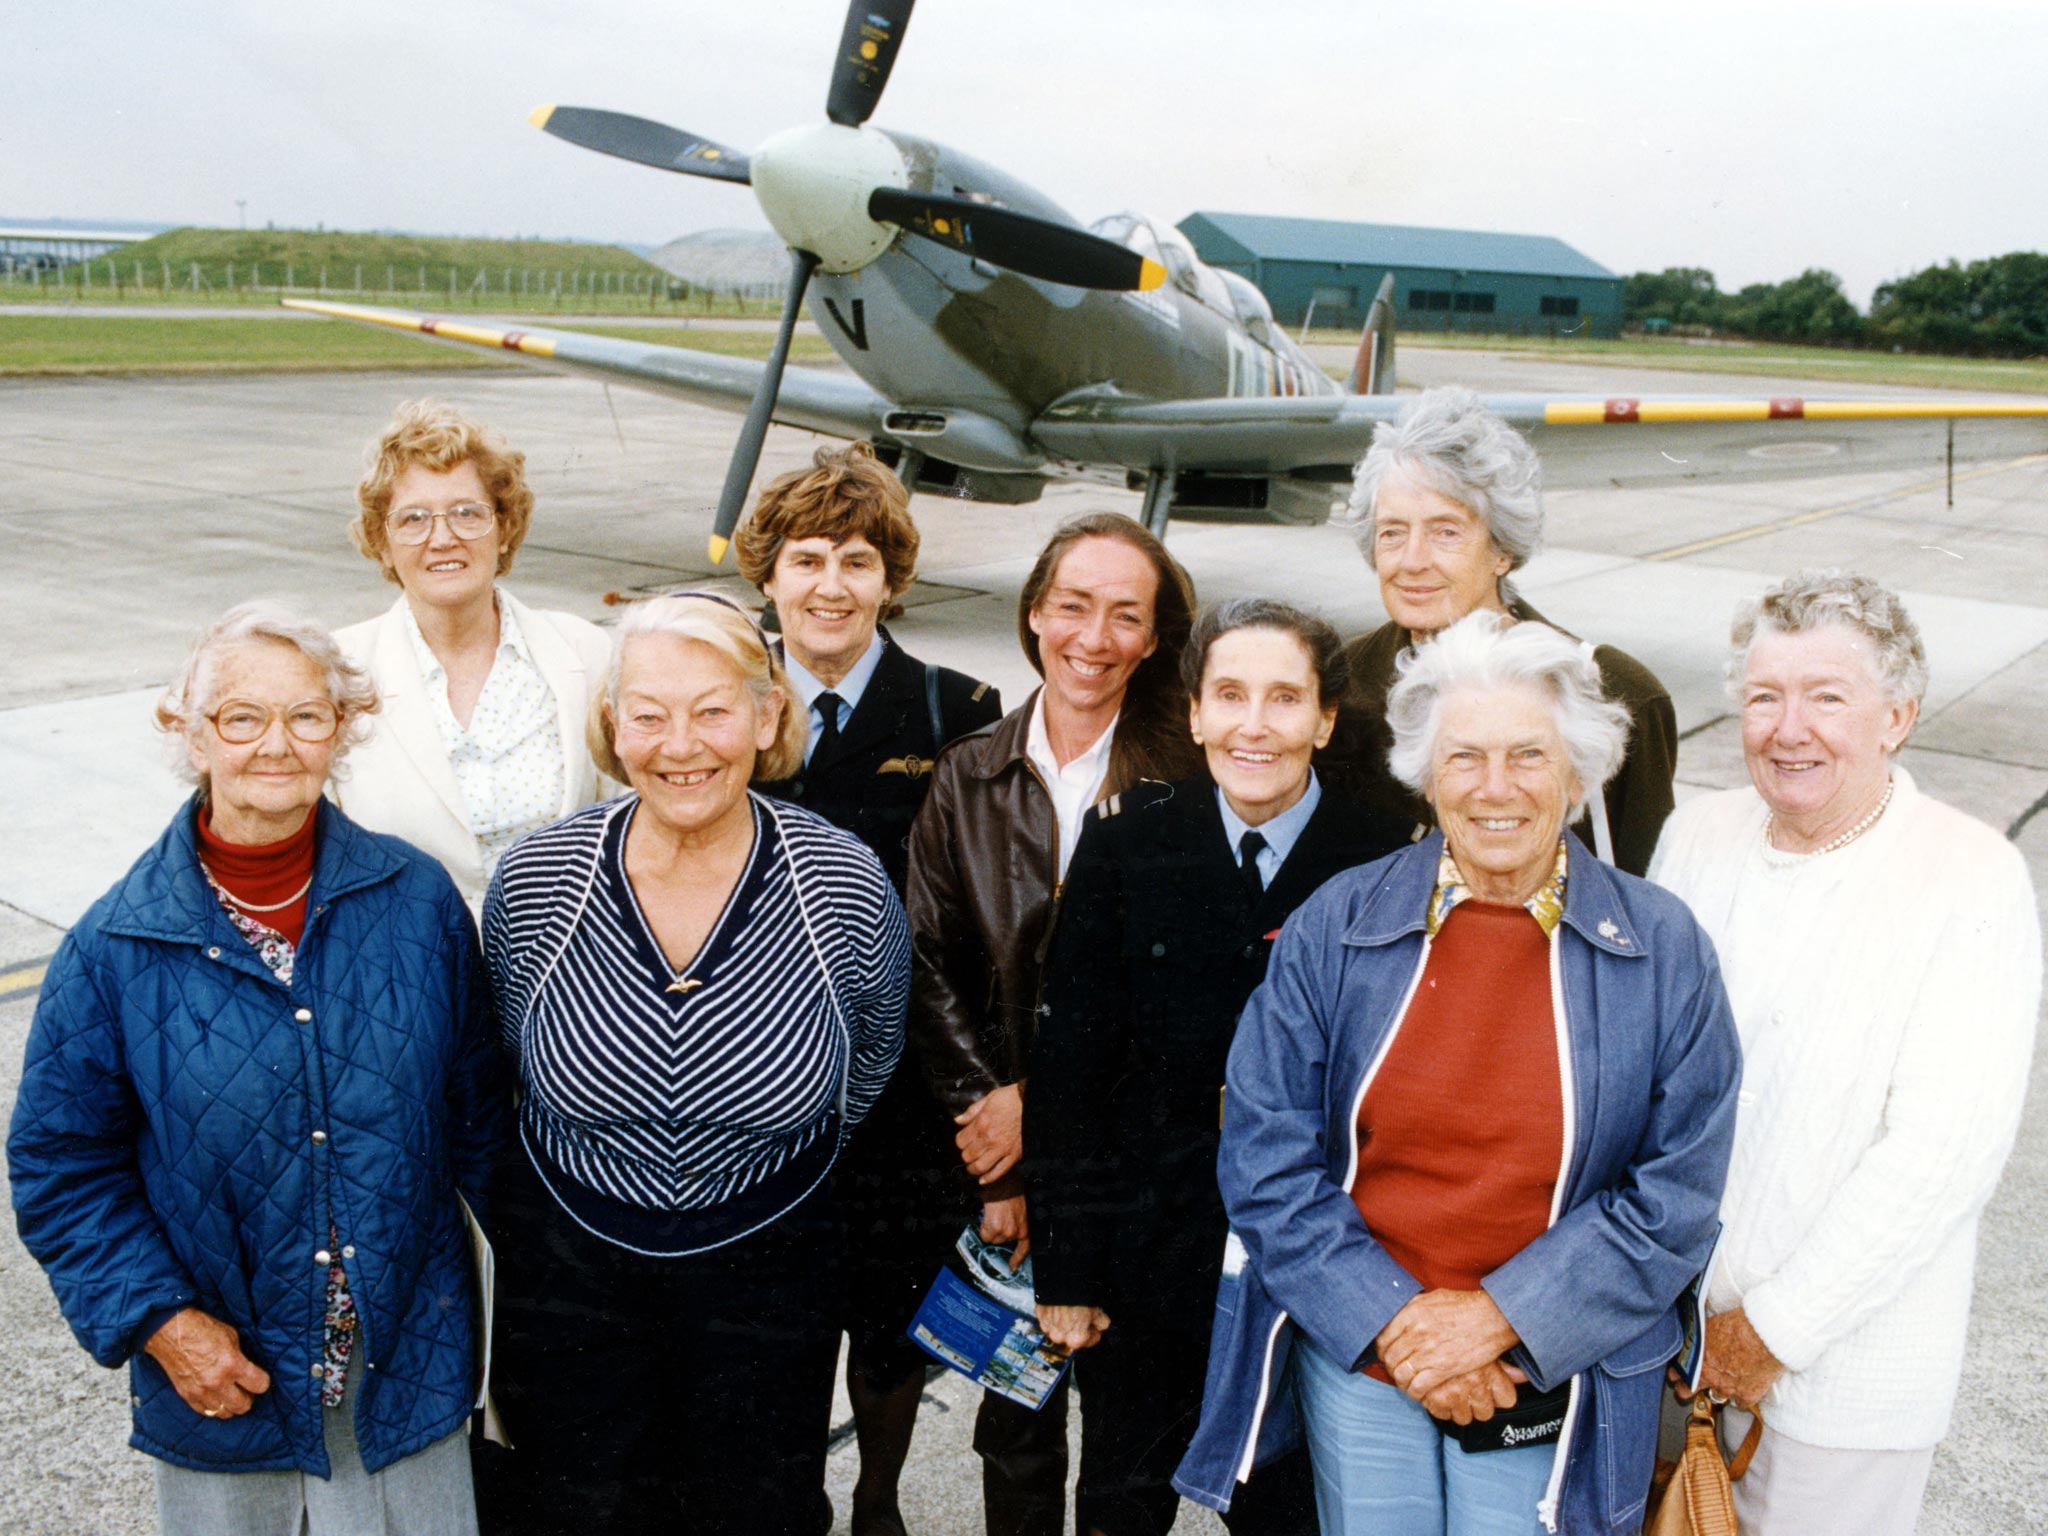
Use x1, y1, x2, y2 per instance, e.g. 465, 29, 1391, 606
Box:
1622, 253, 2048, 356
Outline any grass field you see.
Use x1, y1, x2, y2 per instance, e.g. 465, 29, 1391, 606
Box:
0, 315, 837, 376
1302, 329, 2048, 395
1, 226, 781, 317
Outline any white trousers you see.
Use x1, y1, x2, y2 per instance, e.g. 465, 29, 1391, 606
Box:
1719, 1407, 1934, 1536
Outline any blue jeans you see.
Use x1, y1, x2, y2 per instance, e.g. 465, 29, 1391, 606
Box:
1295, 1336, 1553, 1536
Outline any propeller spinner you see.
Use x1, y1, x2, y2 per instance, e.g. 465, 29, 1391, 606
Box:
532, 0, 1163, 563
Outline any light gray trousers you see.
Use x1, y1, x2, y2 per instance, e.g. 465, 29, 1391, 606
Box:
153, 1371, 476, 1536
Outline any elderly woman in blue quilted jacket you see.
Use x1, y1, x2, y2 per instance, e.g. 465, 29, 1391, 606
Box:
7, 601, 507, 1536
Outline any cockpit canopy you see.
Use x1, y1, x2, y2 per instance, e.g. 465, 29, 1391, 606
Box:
1088, 212, 1325, 382
1215, 269, 1276, 346
1090, 212, 1235, 318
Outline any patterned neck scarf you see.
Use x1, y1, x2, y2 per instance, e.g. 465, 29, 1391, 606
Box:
1428, 839, 1569, 936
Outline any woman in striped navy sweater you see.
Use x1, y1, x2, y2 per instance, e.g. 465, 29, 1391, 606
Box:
479, 594, 910, 1536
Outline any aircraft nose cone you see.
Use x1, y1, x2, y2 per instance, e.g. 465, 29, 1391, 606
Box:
751, 122, 908, 273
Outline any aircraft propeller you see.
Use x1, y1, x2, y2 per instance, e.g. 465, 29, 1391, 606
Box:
532, 0, 1165, 563
824, 0, 915, 129
528, 106, 751, 185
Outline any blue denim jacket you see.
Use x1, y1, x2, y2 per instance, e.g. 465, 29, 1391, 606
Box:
1173, 833, 1739, 1535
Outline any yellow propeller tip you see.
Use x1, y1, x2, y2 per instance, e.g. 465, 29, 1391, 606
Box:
529, 104, 556, 130
707, 533, 731, 565
1137, 259, 1167, 292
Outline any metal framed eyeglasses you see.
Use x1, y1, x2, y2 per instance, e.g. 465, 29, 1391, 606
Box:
206, 699, 343, 745
385, 502, 498, 545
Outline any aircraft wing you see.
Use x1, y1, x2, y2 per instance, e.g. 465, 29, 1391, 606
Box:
281, 299, 892, 444
1030, 390, 2048, 489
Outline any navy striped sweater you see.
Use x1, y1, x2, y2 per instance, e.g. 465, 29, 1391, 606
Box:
483, 793, 908, 1220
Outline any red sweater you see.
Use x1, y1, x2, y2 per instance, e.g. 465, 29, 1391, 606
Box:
197, 805, 317, 945
1352, 899, 1563, 1379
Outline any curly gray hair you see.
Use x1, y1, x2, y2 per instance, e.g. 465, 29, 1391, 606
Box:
154, 601, 381, 788
1336, 387, 1544, 601
1730, 570, 1929, 707
1386, 611, 1628, 812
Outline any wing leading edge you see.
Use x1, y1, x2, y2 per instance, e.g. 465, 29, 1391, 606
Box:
1031, 389, 2048, 490
280, 298, 891, 445
286, 299, 2048, 494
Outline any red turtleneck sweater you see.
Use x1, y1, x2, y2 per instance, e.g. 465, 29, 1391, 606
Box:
197, 804, 317, 945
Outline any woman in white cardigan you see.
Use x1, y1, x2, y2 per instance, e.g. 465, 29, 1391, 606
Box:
1651, 570, 2040, 1536
334, 401, 613, 912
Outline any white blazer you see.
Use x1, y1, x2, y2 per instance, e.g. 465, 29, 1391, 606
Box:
333, 589, 615, 911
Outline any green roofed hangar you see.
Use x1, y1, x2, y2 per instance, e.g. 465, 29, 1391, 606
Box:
1178, 212, 1623, 338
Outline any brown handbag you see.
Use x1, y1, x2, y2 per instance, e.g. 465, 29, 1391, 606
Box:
1643, 1395, 1762, 1536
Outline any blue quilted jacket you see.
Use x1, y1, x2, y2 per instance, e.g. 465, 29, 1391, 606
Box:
7, 798, 506, 1475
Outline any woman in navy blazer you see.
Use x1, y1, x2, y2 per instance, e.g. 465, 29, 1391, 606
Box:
1028, 597, 1408, 1536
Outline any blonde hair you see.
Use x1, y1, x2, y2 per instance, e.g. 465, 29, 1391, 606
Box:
587, 594, 807, 784
154, 601, 381, 790
351, 399, 535, 582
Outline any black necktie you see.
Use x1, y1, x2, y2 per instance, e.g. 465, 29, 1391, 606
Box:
811, 692, 843, 767
1238, 830, 1268, 906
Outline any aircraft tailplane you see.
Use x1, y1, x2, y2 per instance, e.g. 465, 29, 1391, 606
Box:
1344, 273, 1398, 395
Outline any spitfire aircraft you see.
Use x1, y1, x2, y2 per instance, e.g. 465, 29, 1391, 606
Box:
288, 0, 2048, 565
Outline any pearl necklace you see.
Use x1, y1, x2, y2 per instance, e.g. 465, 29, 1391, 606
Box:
204, 867, 314, 913
1764, 777, 1895, 860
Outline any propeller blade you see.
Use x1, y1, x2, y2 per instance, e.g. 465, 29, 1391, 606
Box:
825, 0, 916, 128
706, 249, 823, 566
868, 188, 1166, 292
529, 104, 751, 185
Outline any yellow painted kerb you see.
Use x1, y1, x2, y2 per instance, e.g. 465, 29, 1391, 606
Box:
0, 962, 48, 1000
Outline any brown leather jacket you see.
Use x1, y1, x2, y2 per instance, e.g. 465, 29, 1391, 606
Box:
906, 695, 1123, 1201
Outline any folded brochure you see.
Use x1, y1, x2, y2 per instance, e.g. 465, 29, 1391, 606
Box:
907, 1225, 1073, 1410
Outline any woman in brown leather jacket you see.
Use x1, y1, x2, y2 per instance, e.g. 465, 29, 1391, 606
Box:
905, 511, 1199, 1536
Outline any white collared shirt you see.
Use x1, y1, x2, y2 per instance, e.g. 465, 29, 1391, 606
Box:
1025, 692, 1118, 880
404, 598, 562, 875
1216, 770, 1323, 888
781, 633, 886, 765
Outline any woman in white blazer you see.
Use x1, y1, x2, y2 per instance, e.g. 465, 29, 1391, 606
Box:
334, 400, 613, 912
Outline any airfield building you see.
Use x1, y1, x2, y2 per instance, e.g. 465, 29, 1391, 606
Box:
1179, 212, 1623, 338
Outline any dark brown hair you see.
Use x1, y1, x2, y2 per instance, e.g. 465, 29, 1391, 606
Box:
1017, 512, 1201, 791
735, 441, 920, 597
1181, 596, 1350, 706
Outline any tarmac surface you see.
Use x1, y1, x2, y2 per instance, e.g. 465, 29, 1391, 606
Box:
2, 347, 2045, 1533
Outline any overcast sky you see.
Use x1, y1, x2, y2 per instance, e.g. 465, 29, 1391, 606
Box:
8, 0, 2046, 307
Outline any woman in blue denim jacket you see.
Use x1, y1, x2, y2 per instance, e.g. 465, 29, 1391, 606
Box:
1174, 613, 1740, 1536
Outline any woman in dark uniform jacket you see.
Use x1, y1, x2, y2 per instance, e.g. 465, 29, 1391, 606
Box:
737, 442, 1001, 1536
1026, 597, 1408, 1536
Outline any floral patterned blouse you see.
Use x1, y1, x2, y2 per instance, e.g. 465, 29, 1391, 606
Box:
203, 868, 358, 1410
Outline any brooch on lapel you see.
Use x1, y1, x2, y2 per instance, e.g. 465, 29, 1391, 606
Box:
1596, 919, 1628, 946
877, 756, 932, 778
666, 978, 703, 994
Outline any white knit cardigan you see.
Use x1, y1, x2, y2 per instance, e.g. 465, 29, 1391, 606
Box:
1650, 770, 2040, 1448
